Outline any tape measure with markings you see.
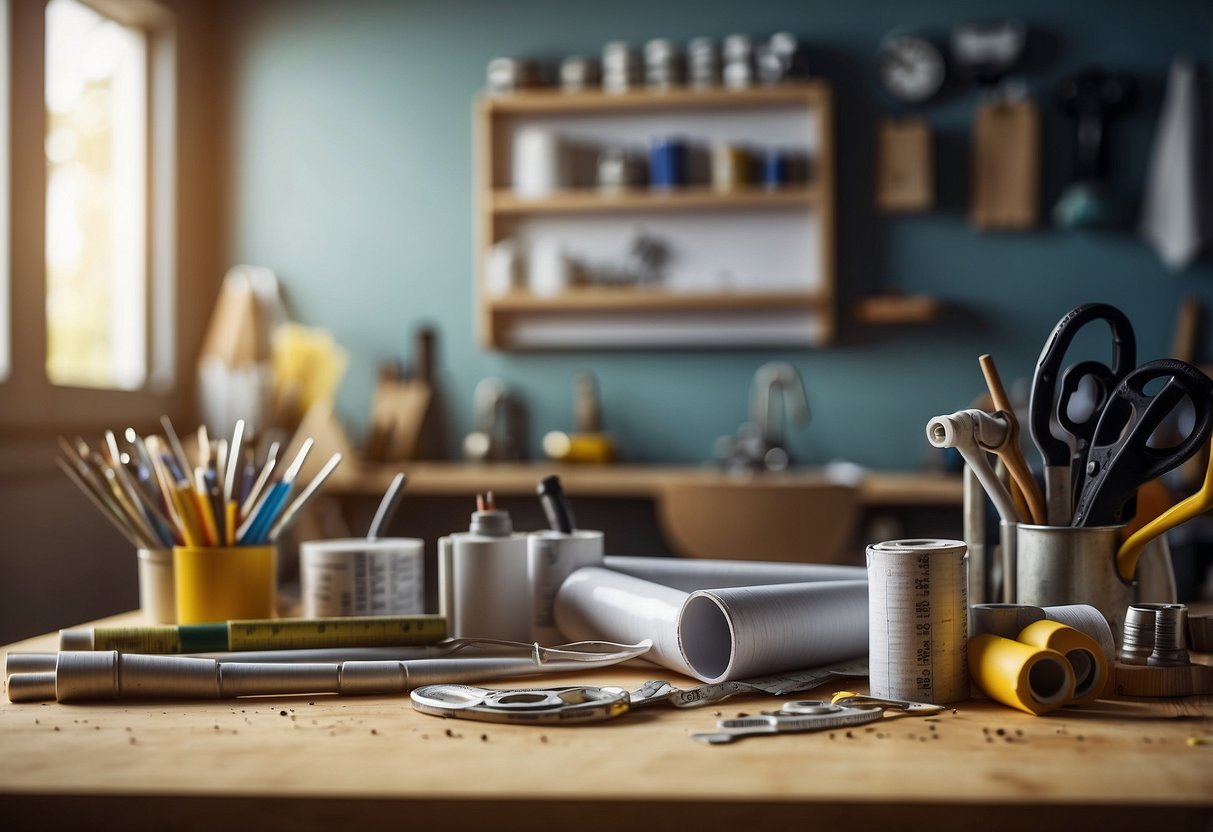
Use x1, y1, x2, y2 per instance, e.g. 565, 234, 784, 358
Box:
866, 539, 969, 705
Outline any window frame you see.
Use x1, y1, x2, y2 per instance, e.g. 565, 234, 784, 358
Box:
1, 0, 214, 435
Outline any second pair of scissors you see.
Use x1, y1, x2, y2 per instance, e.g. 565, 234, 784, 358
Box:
1070, 358, 1213, 528
1029, 303, 1137, 525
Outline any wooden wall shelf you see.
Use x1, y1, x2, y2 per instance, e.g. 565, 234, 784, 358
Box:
853, 294, 945, 325
488, 288, 825, 313
482, 84, 828, 114
491, 185, 821, 215
475, 82, 836, 350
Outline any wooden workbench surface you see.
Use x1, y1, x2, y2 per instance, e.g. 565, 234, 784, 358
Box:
1, 615, 1210, 830
327, 461, 963, 506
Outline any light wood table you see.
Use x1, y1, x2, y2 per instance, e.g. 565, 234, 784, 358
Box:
2, 614, 1210, 831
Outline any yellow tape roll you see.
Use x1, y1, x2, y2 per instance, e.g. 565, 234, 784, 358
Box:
967, 634, 1075, 715
1017, 619, 1108, 705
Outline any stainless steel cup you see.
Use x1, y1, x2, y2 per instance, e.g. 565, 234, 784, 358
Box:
1016, 524, 1133, 647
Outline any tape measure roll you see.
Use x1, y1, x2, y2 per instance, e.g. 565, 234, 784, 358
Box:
866, 539, 969, 704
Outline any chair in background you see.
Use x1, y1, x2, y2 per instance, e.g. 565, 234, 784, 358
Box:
656, 478, 860, 563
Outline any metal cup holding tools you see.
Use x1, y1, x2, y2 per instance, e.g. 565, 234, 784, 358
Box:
1016, 524, 1133, 646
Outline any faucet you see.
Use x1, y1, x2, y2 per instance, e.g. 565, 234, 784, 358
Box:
462, 377, 525, 461
751, 362, 810, 449
715, 362, 810, 471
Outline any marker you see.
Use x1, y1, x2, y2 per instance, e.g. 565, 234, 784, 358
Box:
537, 474, 575, 534
58, 615, 449, 654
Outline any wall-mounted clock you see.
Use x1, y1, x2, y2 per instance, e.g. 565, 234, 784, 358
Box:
877, 34, 946, 104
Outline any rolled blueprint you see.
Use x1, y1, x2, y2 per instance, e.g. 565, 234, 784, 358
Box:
602, 556, 864, 592
554, 567, 868, 683
557, 569, 695, 676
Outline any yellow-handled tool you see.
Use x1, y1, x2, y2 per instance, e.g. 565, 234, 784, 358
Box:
1117, 438, 1213, 581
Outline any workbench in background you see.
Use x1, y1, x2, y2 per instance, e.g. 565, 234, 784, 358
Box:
0, 613, 1209, 831
320, 462, 963, 565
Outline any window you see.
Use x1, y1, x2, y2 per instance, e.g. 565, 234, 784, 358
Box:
0, 0, 9, 383
45, 0, 149, 390
1, 0, 189, 431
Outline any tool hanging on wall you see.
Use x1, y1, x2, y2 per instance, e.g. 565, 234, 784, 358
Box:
876, 118, 934, 213
872, 30, 945, 215
953, 20, 1038, 231
969, 92, 1038, 229
951, 20, 1026, 87
1052, 69, 1135, 229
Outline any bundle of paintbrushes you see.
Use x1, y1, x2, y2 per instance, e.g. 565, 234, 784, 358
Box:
56, 417, 342, 549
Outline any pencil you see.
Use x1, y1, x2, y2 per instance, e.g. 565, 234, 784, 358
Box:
171, 481, 204, 547
240, 441, 280, 521
193, 468, 220, 546
239, 481, 289, 545
146, 439, 184, 534
224, 420, 245, 504
56, 457, 147, 548
268, 452, 343, 541
104, 434, 178, 546
159, 416, 193, 484
58, 438, 135, 538
103, 467, 163, 548
239, 438, 313, 544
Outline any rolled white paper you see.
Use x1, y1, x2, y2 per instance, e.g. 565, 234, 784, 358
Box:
602, 555, 865, 591
554, 567, 868, 683
556, 568, 695, 677
681, 581, 869, 682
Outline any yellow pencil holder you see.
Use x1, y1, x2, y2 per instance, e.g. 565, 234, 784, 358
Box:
173, 546, 277, 624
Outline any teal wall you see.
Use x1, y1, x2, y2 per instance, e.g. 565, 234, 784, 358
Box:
222, 0, 1213, 471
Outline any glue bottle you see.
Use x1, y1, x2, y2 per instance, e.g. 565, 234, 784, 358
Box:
439, 493, 530, 641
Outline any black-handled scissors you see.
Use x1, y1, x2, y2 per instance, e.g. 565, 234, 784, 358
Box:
1071, 359, 1213, 527
1057, 359, 1130, 515
1029, 304, 1137, 524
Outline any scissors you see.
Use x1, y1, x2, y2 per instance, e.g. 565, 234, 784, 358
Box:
1117, 437, 1213, 581
1056, 359, 1139, 523
1071, 359, 1213, 528
1029, 304, 1137, 525
691, 692, 943, 744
